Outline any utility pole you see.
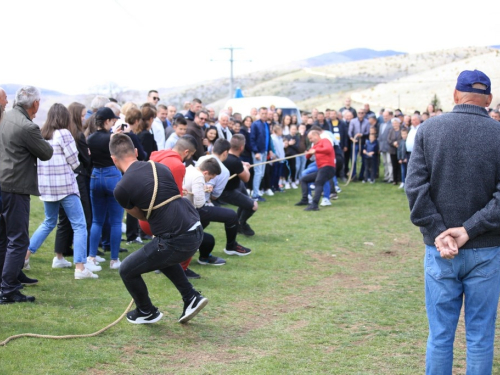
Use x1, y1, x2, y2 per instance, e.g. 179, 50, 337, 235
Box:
212, 46, 251, 98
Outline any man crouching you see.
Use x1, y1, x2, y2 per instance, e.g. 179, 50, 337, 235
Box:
110, 134, 207, 324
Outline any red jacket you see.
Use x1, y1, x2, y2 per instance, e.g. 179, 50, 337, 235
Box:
149, 150, 185, 194
307, 138, 335, 168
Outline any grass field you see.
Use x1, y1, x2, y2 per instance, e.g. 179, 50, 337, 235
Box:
1, 181, 500, 374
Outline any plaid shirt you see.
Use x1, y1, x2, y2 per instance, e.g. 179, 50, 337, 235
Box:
37, 129, 80, 201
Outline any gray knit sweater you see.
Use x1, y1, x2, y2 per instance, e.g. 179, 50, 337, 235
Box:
406, 104, 500, 248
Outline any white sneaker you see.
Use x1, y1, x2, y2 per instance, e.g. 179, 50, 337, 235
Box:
284, 182, 291, 189
310, 184, 315, 190
75, 268, 98, 279
95, 255, 106, 263
308, 194, 313, 204
246, 189, 251, 196
291, 182, 298, 189
23, 259, 31, 271
335, 186, 342, 193
86, 258, 102, 272
320, 198, 332, 207
264, 189, 274, 196
399, 183, 405, 189
259, 190, 264, 196
52, 257, 72, 268
110, 259, 121, 270
121, 222, 127, 233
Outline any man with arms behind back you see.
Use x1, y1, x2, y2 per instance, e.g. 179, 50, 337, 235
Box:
406, 70, 500, 374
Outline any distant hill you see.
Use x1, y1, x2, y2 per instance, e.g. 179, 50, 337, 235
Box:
278, 48, 405, 69
0, 83, 64, 97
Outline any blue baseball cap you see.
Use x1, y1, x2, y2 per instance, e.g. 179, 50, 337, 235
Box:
456, 70, 491, 95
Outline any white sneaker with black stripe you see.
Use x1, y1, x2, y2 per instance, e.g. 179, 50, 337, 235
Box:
127, 306, 163, 324
178, 292, 208, 323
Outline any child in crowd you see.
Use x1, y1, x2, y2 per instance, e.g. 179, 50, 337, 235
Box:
362, 132, 379, 183
284, 124, 301, 189
398, 127, 409, 189
164, 117, 187, 150
203, 126, 218, 155
271, 124, 285, 192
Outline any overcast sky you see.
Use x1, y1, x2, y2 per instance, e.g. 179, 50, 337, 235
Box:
2, 0, 500, 95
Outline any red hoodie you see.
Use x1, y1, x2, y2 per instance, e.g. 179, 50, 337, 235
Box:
306, 138, 335, 168
149, 150, 185, 193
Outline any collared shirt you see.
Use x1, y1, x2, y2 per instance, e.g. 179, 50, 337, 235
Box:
37, 129, 80, 202
348, 118, 370, 139
406, 125, 419, 152
152, 118, 166, 150
196, 154, 230, 202
165, 133, 180, 150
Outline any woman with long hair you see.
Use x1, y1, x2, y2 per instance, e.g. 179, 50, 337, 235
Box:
23, 103, 100, 279
281, 114, 292, 136
133, 105, 157, 160
203, 126, 218, 154
87, 107, 123, 270
52, 102, 96, 266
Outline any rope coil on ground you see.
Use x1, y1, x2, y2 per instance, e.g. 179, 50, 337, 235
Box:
0, 299, 134, 347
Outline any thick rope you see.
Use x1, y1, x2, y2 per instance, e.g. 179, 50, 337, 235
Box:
144, 160, 181, 218
0, 299, 134, 347
344, 138, 362, 186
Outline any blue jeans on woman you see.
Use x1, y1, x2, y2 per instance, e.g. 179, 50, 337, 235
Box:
89, 166, 124, 261
295, 155, 306, 181
29, 194, 87, 264
424, 245, 500, 375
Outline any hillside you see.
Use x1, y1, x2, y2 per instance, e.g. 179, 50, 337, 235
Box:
3, 46, 499, 126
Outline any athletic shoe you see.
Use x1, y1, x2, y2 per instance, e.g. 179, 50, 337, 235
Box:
308, 194, 313, 204
335, 186, 342, 193
126, 237, 143, 245
310, 184, 315, 190
184, 268, 201, 279
320, 198, 332, 207
259, 190, 264, 196
23, 259, 30, 271
253, 196, 266, 202
75, 268, 98, 279
18, 271, 38, 285
284, 182, 291, 189
110, 259, 121, 270
304, 205, 320, 211
95, 255, 106, 263
52, 257, 72, 269
295, 200, 309, 206
369, 180, 375, 184
264, 189, 274, 196
85, 258, 102, 272
127, 306, 163, 324
291, 182, 298, 189
330, 193, 338, 200
0, 290, 35, 304
362, 180, 366, 184
179, 292, 208, 323
224, 243, 252, 256
121, 222, 127, 233
399, 183, 405, 189
197, 255, 226, 266
238, 223, 255, 236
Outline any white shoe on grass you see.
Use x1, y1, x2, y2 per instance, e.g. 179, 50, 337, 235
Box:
110, 259, 121, 270
320, 198, 332, 207
75, 268, 98, 279
52, 257, 72, 268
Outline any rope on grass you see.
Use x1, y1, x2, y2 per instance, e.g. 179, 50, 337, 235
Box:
0, 299, 134, 347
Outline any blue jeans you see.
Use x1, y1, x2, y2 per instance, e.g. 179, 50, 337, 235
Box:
252, 153, 266, 197
89, 167, 124, 261
295, 155, 306, 181
29, 194, 87, 264
424, 245, 500, 375
401, 162, 407, 183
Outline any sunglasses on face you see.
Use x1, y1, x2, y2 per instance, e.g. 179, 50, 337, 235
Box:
153, 97, 160, 101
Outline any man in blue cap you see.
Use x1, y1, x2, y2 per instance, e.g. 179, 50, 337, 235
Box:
406, 70, 500, 374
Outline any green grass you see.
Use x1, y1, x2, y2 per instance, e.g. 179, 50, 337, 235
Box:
1, 181, 499, 374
